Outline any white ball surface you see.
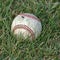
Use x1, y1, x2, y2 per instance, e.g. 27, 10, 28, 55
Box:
11, 13, 42, 40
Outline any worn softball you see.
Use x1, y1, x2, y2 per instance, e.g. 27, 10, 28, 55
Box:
11, 13, 42, 40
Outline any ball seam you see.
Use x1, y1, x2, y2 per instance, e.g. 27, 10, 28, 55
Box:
12, 24, 35, 39
19, 13, 40, 21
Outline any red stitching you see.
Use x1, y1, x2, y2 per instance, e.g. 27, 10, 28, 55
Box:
13, 24, 35, 39
19, 13, 40, 21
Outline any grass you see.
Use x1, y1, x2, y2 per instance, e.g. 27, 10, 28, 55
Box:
0, 0, 60, 60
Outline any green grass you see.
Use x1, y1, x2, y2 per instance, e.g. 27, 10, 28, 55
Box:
0, 0, 60, 60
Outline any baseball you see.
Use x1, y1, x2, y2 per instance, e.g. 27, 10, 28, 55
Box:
11, 13, 42, 40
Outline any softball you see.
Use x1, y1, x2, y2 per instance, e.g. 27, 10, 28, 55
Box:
11, 13, 42, 40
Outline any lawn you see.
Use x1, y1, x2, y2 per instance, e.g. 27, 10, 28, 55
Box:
0, 0, 60, 60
